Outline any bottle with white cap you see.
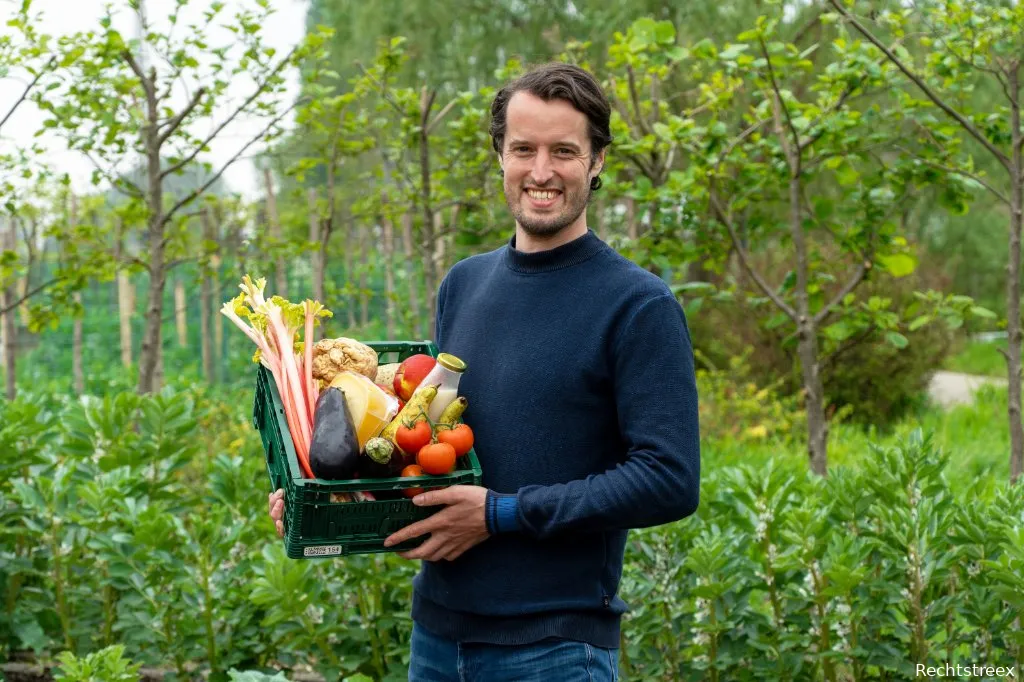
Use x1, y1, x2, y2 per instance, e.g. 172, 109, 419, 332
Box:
417, 352, 466, 423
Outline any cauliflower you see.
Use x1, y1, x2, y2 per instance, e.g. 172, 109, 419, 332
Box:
311, 337, 378, 384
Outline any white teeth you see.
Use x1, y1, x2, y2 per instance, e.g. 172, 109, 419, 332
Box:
526, 189, 557, 200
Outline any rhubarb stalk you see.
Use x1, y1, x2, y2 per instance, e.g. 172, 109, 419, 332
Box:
221, 276, 330, 479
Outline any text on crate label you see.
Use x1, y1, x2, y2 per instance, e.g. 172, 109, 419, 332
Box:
304, 545, 343, 557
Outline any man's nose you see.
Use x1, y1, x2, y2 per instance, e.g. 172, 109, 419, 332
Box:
530, 150, 554, 185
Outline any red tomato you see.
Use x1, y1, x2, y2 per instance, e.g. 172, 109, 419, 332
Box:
417, 442, 457, 475
396, 420, 432, 454
400, 464, 425, 498
436, 423, 474, 457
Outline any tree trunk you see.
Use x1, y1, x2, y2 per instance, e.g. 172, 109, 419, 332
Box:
432, 211, 445, 288
200, 208, 214, 383
138, 70, 166, 395
443, 203, 460, 276
596, 196, 608, 241
210, 206, 223, 384
1007, 67, 1023, 484
402, 212, 421, 338
790, 173, 828, 476
16, 219, 35, 329
358, 222, 369, 328
1, 224, 16, 401
70, 195, 84, 396
138, 209, 166, 394
308, 188, 325, 309
343, 210, 357, 330
419, 89, 439, 341
382, 194, 397, 341
174, 279, 187, 348
263, 167, 288, 298
114, 221, 134, 369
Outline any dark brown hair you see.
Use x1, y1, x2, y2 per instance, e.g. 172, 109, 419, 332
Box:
489, 62, 612, 169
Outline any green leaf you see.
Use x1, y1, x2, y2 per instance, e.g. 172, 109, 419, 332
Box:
765, 312, 789, 330
878, 253, 917, 278
666, 46, 688, 61
654, 20, 676, 45
720, 44, 749, 61
824, 321, 854, 341
813, 197, 834, 220
969, 305, 997, 319
908, 315, 931, 332
836, 163, 860, 186
885, 331, 909, 349
629, 17, 659, 50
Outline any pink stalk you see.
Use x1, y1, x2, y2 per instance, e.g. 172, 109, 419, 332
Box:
266, 304, 312, 454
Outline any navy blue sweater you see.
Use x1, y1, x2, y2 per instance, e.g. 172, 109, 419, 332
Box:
411, 229, 700, 648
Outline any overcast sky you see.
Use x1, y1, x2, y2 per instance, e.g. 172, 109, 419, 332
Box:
0, 0, 310, 200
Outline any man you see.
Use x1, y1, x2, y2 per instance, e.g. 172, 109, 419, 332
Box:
269, 62, 700, 681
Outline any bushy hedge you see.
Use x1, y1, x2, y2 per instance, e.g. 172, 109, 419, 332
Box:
1, 384, 1021, 681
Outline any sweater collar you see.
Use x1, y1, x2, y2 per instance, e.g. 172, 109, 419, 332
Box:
503, 228, 605, 273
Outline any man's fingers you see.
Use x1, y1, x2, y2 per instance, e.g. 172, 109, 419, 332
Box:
412, 486, 462, 507
384, 514, 442, 547
275, 520, 283, 538
268, 489, 283, 515
399, 535, 445, 561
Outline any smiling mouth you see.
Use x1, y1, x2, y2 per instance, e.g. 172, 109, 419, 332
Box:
524, 188, 561, 201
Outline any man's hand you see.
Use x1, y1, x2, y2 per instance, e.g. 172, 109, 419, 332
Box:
268, 489, 285, 538
384, 485, 490, 561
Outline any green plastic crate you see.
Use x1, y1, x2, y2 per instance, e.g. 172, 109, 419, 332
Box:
252, 340, 483, 559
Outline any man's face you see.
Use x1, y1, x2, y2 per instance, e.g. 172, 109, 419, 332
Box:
500, 91, 604, 238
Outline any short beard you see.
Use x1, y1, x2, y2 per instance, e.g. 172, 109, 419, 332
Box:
506, 184, 592, 238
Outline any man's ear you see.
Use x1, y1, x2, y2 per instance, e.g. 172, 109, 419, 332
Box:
591, 148, 607, 179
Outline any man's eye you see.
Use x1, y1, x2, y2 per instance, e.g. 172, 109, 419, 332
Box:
556, 148, 575, 155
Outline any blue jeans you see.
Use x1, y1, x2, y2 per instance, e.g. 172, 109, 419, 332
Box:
408, 623, 620, 681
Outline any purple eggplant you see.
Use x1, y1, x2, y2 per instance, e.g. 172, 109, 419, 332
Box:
309, 387, 360, 480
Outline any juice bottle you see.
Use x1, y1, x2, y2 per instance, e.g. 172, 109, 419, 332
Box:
418, 353, 466, 423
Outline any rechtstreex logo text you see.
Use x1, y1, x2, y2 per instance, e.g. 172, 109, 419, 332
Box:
917, 664, 1017, 679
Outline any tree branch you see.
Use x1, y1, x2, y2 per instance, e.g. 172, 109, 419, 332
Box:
820, 323, 877, 372
894, 145, 1009, 204
158, 86, 207, 146
162, 100, 300, 227
161, 46, 299, 180
121, 49, 155, 102
83, 151, 145, 199
760, 37, 802, 176
0, 277, 59, 316
626, 64, 654, 138
624, 151, 657, 181
830, 0, 1011, 171
357, 62, 407, 116
0, 57, 56, 135
813, 261, 868, 326
425, 97, 458, 136
708, 188, 797, 321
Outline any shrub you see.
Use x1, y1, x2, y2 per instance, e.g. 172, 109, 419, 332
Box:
688, 256, 956, 426
694, 349, 805, 445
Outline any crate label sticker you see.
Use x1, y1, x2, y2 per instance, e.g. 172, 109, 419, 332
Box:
304, 545, 343, 557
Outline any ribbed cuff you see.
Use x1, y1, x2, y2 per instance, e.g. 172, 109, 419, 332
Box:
485, 491, 522, 534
